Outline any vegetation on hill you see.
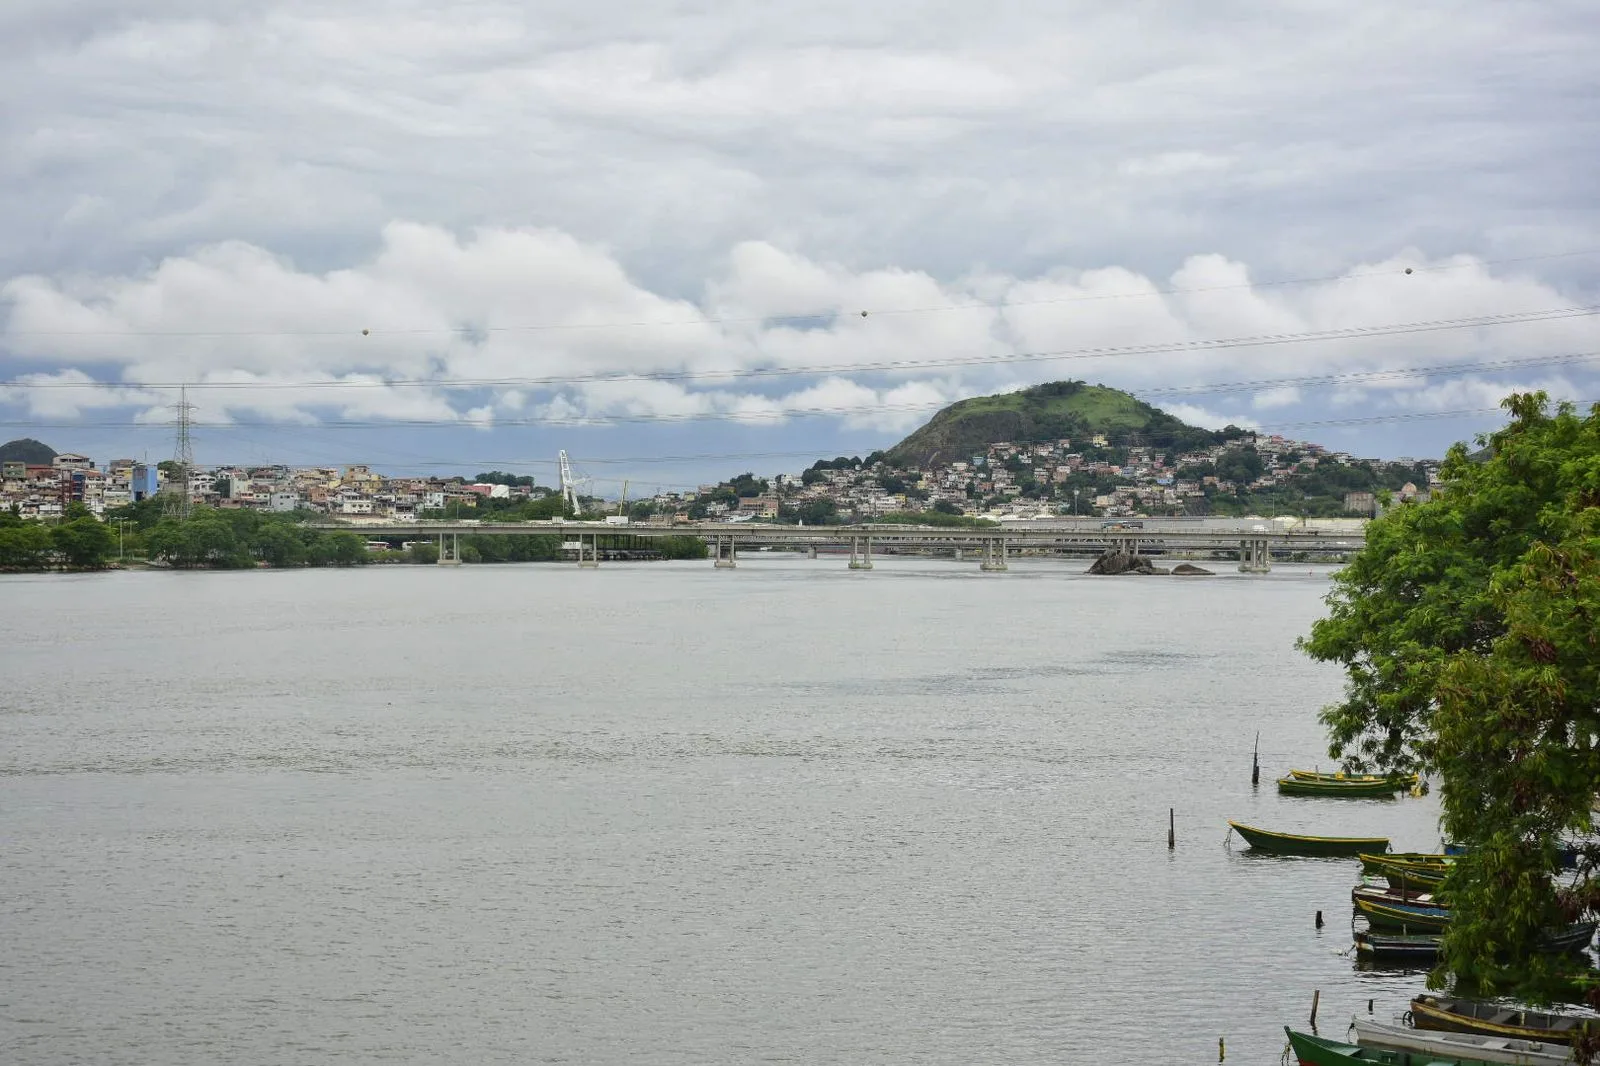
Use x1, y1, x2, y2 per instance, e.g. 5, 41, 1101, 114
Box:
0, 438, 57, 465
0, 503, 115, 568
885, 381, 1247, 469
1301, 393, 1600, 1008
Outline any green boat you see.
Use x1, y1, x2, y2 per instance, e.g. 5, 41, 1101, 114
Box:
1278, 776, 1404, 798
1411, 994, 1600, 1045
1227, 820, 1390, 857
1368, 857, 1448, 892
1290, 769, 1420, 788
1359, 851, 1450, 876
1354, 895, 1451, 933
1284, 1026, 1510, 1064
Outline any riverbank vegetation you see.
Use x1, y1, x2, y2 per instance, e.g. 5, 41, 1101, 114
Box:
1301, 393, 1600, 1007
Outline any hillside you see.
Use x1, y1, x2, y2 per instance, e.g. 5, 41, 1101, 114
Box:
885, 382, 1242, 468
0, 438, 56, 465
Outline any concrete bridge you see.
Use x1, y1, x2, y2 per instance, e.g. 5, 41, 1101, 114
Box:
318, 518, 1365, 573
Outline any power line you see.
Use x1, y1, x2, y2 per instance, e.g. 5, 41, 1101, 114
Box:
6, 248, 1599, 339
5, 303, 1600, 392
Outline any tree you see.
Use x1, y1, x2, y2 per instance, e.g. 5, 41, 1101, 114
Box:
932, 499, 963, 516
1300, 393, 1600, 1011
0, 522, 54, 568
324, 532, 370, 566
51, 516, 116, 568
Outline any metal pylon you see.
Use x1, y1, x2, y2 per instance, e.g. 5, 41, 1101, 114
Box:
162, 386, 196, 519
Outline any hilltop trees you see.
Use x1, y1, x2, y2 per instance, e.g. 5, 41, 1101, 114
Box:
1301, 393, 1600, 1003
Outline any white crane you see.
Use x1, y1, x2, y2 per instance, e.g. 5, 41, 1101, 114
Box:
558, 450, 579, 513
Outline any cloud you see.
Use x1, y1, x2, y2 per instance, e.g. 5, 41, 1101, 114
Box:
2, 1, 1599, 474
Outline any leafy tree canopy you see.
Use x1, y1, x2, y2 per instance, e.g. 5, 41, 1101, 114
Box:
1301, 393, 1600, 1007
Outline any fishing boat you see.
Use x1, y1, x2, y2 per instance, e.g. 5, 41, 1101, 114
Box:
1353, 921, 1597, 964
1285, 1027, 1474, 1065
1227, 820, 1390, 857
1411, 995, 1600, 1045
1359, 852, 1450, 876
1278, 776, 1405, 798
1370, 857, 1450, 891
1290, 769, 1421, 788
1351, 1017, 1572, 1065
1352, 887, 1451, 933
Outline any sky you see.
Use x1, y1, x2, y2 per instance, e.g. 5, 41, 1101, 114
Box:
3, 1, 1600, 495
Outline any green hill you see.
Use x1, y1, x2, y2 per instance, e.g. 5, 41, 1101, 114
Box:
885, 381, 1244, 468
0, 438, 57, 465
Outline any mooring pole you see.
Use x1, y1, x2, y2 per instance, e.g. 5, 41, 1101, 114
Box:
1251, 731, 1260, 786
1310, 989, 1320, 1029
1168, 808, 1175, 850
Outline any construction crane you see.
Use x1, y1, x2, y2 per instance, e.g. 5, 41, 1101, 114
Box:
558, 450, 579, 513
617, 480, 629, 517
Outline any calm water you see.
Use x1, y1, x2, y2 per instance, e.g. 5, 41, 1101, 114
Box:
1, 557, 1447, 1065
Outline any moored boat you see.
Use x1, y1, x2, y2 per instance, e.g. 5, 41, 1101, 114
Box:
1285, 1027, 1457, 1064
1352, 887, 1451, 933
1359, 851, 1450, 876
1278, 776, 1405, 798
1290, 769, 1420, 788
1227, 820, 1390, 857
1351, 1016, 1572, 1065
1356, 922, 1596, 963
1411, 995, 1600, 1045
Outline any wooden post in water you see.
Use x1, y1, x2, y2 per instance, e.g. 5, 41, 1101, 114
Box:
1315, 910, 1324, 929
1168, 808, 1175, 850
1218, 1036, 1224, 1061
1251, 732, 1260, 786
1310, 989, 1320, 1029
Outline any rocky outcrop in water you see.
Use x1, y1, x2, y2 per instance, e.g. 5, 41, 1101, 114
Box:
1171, 563, 1214, 576
1087, 552, 1169, 575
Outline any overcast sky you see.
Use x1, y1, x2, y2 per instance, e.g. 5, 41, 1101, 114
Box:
3, 0, 1599, 491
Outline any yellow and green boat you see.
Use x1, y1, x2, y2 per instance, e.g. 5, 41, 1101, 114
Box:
1278, 775, 1404, 798
1358, 851, 1450, 876
1290, 769, 1420, 788
1227, 820, 1390, 857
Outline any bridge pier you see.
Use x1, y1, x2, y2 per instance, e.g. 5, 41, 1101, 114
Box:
807, 545, 818, 560
1238, 536, 1271, 573
577, 532, 599, 568
713, 534, 738, 569
980, 536, 1009, 572
848, 535, 873, 570
436, 532, 462, 565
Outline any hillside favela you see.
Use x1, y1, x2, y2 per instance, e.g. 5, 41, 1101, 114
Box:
7, 6, 1600, 1066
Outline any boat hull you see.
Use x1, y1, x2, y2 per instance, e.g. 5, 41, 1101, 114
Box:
1278, 777, 1402, 798
1228, 821, 1390, 857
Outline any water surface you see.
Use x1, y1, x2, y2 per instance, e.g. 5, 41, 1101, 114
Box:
1, 557, 1445, 1064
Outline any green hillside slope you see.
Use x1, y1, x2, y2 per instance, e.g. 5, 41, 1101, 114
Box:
0, 438, 57, 465
885, 382, 1241, 468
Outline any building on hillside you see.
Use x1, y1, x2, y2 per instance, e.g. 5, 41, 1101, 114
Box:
52, 453, 94, 472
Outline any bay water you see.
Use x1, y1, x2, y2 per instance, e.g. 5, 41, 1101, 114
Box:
1, 557, 1445, 1064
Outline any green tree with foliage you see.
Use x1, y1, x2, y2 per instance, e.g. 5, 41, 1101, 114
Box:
1301, 393, 1600, 1014
51, 510, 117, 567
0, 520, 54, 568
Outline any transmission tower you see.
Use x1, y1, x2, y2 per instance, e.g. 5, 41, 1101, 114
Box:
163, 386, 196, 519
558, 450, 579, 513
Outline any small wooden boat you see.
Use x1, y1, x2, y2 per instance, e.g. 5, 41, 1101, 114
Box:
1227, 821, 1390, 857
1351, 1017, 1572, 1065
1371, 859, 1448, 893
1352, 929, 1443, 962
1359, 851, 1450, 876
1285, 1027, 1438, 1065
1290, 769, 1420, 787
1352, 886, 1450, 932
1354, 921, 1597, 963
1278, 776, 1404, 798
1411, 994, 1600, 1045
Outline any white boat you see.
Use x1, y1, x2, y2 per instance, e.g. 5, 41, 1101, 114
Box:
1352, 1016, 1573, 1065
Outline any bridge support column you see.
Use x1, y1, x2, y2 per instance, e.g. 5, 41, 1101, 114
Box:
578, 532, 599, 568
437, 532, 462, 565
714, 534, 738, 568
1238, 537, 1271, 573
981, 536, 1008, 571
954, 547, 962, 562
848, 534, 873, 569
807, 545, 817, 560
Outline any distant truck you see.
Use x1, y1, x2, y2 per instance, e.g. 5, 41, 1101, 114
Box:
1100, 520, 1144, 530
